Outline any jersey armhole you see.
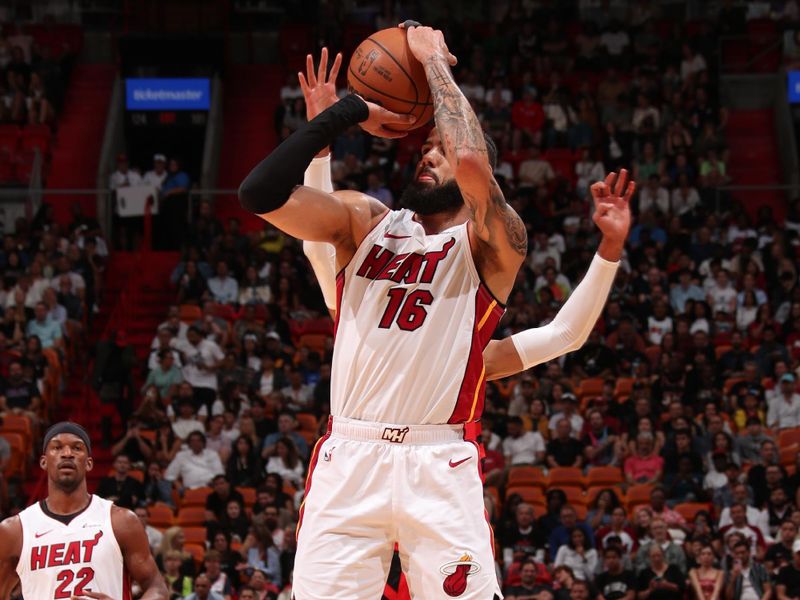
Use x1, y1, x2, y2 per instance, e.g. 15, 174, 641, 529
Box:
464, 220, 507, 310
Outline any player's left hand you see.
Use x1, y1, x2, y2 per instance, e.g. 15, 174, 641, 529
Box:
71, 591, 115, 600
298, 47, 342, 121
400, 22, 457, 66
590, 168, 635, 243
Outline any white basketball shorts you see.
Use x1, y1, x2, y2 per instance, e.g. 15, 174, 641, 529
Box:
292, 416, 502, 599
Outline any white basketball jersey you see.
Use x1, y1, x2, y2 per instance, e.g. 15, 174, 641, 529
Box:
331, 209, 504, 424
16, 495, 130, 600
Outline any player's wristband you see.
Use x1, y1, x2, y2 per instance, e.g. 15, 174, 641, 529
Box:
239, 94, 368, 214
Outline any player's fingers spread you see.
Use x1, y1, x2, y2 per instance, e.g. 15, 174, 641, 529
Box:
448, 53, 458, 66
298, 72, 309, 94
604, 172, 616, 189
306, 54, 317, 86
614, 169, 628, 196
624, 181, 636, 202
330, 52, 343, 81
318, 47, 328, 84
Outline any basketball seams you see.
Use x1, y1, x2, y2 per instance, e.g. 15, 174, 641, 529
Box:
365, 35, 420, 104
347, 66, 433, 108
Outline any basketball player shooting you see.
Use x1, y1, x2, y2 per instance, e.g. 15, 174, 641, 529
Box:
300, 48, 633, 382
239, 23, 633, 600
0, 422, 168, 600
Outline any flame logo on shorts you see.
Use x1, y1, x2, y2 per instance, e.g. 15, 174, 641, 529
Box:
440, 553, 481, 597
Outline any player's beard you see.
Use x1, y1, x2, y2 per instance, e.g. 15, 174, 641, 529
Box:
53, 474, 82, 493
399, 180, 464, 215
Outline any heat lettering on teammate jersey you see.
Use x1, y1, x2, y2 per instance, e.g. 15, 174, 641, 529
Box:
356, 238, 455, 283
30, 531, 103, 571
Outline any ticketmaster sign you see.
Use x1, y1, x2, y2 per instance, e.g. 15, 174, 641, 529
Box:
126, 78, 210, 110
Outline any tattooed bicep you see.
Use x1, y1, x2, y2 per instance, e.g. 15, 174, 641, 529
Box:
490, 182, 528, 257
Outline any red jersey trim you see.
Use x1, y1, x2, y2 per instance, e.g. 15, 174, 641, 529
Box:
448, 284, 504, 424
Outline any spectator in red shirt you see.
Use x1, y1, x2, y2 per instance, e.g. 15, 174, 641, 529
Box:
511, 87, 545, 145
624, 432, 664, 485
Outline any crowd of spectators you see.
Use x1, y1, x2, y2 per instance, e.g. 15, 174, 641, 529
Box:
0, 203, 104, 518
91, 2, 800, 600
0, 23, 74, 125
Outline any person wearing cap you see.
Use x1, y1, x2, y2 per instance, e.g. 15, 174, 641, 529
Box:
0, 422, 168, 599
547, 392, 584, 439
144, 153, 168, 190
768, 373, 800, 430
109, 153, 143, 190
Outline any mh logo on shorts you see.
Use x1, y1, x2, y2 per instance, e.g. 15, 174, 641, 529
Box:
440, 553, 481, 597
381, 427, 410, 443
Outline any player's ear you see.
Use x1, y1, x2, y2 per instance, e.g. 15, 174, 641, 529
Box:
85, 456, 94, 472
39, 455, 46, 470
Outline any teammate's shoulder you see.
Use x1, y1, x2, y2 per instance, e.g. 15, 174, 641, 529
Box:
0, 514, 22, 539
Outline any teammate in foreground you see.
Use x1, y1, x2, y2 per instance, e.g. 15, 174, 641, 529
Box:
239, 24, 633, 600
299, 48, 631, 382
0, 422, 168, 600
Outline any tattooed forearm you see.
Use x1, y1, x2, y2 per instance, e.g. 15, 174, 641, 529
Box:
491, 184, 528, 257
424, 57, 488, 165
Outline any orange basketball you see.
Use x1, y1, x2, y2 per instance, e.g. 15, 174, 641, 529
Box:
347, 27, 433, 131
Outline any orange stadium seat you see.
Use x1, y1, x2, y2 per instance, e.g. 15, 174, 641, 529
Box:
780, 445, 799, 467
182, 527, 207, 545
625, 484, 654, 508
181, 487, 212, 507
508, 466, 546, 488
613, 378, 634, 399
674, 503, 711, 522
559, 486, 587, 506
146, 503, 174, 529
585, 466, 623, 487
1, 432, 28, 477
176, 507, 206, 526
573, 505, 588, 520
184, 543, 206, 565
298, 333, 329, 355
778, 429, 800, 449
548, 467, 584, 489
296, 413, 318, 433
236, 487, 256, 507
506, 485, 545, 505
178, 304, 202, 323
0, 414, 33, 449
577, 378, 604, 399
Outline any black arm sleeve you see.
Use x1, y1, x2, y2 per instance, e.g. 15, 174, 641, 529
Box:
238, 94, 369, 214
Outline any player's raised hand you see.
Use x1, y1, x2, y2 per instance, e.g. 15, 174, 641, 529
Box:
298, 47, 342, 121
590, 168, 635, 244
400, 22, 457, 66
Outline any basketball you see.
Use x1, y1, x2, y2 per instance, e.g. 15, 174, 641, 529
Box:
347, 27, 433, 131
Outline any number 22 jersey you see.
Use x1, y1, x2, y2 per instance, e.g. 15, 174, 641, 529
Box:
331, 208, 504, 425
16, 495, 130, 600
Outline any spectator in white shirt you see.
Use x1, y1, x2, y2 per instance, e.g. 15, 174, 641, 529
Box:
171, 394, 205, 440
707, 269, 737, 316
109, 153, 142, 190
599, 22, 631, 60
265, 436, 306, 488
280, 369, 314, 412
164, 430, 224, 490
518, 146, 555, 188
177, 326, 224, 411
207, 261, 239, 305
647, 300, 673, 346
143, 153, 168, 190
670, 174, 701, 216
503, 416, 546, 466
717, 482, 770, 538
632, 93, 660, 134
638, 174, 670, 215
768, 374, 800, 430
680, 43, 707, 81
528, 232, 561, 273
548, 393, 584, 439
